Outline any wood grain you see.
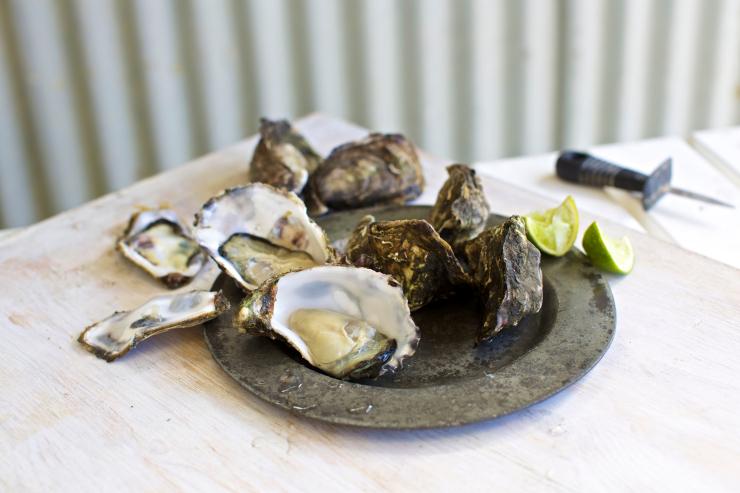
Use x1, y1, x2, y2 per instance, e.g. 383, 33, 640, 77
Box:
1, 115, 739, 492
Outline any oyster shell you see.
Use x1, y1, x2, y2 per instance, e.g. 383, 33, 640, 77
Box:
306, 133, 424, 214
194, 184, 334, 291
345, 215, 470, 311
117, 209, 207, 288
429, 164, 490, 250
463, 216, 543, 343
78, 290, 230, 362
234, 265, 420, 380
248, 118, 322, 194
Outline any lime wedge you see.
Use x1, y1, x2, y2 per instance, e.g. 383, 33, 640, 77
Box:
582, 221, 634, 274
524, 196, 579, 257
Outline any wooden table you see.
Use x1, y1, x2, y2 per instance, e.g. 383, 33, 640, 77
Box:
2, 115, 739, 492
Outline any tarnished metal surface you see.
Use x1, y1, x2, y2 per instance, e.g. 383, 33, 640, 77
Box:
204, 205, 616, 429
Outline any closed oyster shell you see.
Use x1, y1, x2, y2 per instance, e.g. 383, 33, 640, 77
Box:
234, 265, 420, 380
463, 216, 543, 343
430, 164, 490, 250
117, 209, 207, 288
248, 118, 322, 194
345, 215, 470, 311
306, 133, 424, 214
194, 184, 334, 291
78, 290, 230, 362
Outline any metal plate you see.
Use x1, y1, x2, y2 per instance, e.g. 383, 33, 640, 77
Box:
204, 205, 616, 429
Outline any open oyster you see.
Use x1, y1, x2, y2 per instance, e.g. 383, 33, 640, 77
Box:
306, 133, 424, 215
345, 215, 470, 311
234, 265, 420, 380
429, 164, 490, 250
463, 216, 543, 343
117, 209, 207, 288
248, 118, 322, 194
194, 184, 334, 291
78, 290, 229, 362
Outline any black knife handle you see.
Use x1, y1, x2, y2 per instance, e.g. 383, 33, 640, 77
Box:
556, 151, 648, 192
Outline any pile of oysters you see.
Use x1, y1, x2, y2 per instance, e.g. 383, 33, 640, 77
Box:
79, 118, 543, 381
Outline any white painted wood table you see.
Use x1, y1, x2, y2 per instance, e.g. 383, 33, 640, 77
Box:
1, 115, 739, 492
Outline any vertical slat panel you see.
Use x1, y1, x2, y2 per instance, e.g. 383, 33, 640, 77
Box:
502, 2, 524, 156
450, 0, 472, 162
304, 0, 349, 119
615, 0, 653, 142
244, 0, 296, 118
706, 0, 740, 127
361, 0, 403, 133
189, 0, 244, 149
660, 0, 703, 136
469, 0, 506, 160
560, 0, 607, 148
131, 0, 196, 170
0, 9, 38, 227
72, 0, 140, 191
416, 0, 454, 159
1, 0, 738, 229
399, 0, 421, 142
520, 0, 559, 154
8, 0, 92, 212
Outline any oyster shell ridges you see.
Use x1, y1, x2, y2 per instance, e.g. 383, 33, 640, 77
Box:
463, 216, 543, 343
345, 215, 470, 311
306, 133, 425, 214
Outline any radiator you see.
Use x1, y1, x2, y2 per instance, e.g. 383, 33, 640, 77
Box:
1, 0, 738, 227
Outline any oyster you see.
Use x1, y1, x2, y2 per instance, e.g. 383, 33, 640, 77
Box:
463, 216, 543, 343
345, 215, 470, 311
234, 265, 419, 379
78, 290, 229, 362
117, 209, 207, 288
248, 118, 322, 194
194, 184, 334, 291
429, 164, 490, 250
306, 133, 424, 214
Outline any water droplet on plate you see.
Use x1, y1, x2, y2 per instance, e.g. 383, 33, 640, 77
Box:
348, 403, 374, 414
278, 370, 303, 393
291, 403, 317, 412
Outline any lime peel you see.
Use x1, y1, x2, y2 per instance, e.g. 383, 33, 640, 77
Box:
582, 221, 634, 274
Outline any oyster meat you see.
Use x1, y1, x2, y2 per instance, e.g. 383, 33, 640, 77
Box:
117, 209, 207, 288
234, 265, 420, 380
78, 290, 230, 362
345, 215, 470, 311
463, 216, 543, 343
248, 118, 322, 194
306, 133, 424, 215
429, 164, 490, 250
194, 184, 334, 291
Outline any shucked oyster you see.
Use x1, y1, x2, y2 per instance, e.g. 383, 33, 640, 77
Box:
345, 215, 470, 311
118, 209, 207, 288
306, 133, 424, 215
78, 290, 229, 361
234, 265, 420, 380
430, 164, 490, 250
194, 184, 334, 291
463, 216, 543, 343
248, 118, 322, 194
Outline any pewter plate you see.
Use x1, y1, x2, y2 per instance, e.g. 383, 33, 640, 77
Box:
204, 205, 616, 429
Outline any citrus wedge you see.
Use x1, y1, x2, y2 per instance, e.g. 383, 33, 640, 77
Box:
524, 195, 579, 257
582, 221, 634, 274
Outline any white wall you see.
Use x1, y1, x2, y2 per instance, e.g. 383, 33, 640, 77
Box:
0, 0, 738, 227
